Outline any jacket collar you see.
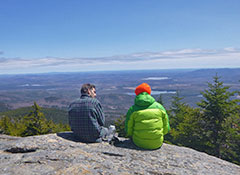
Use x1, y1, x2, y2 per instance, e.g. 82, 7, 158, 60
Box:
81, 92, 91, 98
135, 92, 155, 107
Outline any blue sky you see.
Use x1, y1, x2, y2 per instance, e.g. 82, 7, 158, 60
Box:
0, 0, 240, 74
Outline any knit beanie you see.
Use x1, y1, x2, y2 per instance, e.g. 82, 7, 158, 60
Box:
135, 83, 151, 96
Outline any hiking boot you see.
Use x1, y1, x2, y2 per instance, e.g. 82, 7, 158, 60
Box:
109, 136, 120, 145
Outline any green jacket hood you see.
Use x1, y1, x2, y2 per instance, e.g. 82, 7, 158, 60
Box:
135, 92, 155, 107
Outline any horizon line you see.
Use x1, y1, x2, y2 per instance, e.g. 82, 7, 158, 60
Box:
1, 67, 240, 76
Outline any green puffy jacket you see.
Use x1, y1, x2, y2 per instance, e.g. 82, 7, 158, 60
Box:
125, 92, 170, 149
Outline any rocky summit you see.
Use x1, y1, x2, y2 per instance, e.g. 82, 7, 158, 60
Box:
0, 132, 239, 175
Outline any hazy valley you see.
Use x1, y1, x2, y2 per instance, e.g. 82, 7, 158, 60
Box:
0, 68, 240, 125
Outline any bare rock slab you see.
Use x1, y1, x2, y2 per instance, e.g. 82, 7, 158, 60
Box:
0, 132, 240, 175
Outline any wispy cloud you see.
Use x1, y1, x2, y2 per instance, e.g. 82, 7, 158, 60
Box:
0, 47, 240, 74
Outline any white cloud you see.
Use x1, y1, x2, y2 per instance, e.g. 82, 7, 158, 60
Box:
0, 48, 240, 74
223, 47, 237, 52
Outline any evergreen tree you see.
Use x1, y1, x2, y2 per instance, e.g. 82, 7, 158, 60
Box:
157, 94, 164, 105
222, 109, 240, 165
21, 102, 51, 136
165, 92, 203, 150
11, 117, 27, 136
0, 116, 12, 135
163, 92, 183, 144
171, 106, 204, 150
168, 91, 186, 129
0, 102, 70, 137
114, 115, 126, 137
197, 74, 240, 159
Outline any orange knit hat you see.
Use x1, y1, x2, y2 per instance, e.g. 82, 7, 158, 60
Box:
135, 83, 151, 96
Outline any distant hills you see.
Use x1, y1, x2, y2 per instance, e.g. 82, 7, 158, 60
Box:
0, 68, 239, 125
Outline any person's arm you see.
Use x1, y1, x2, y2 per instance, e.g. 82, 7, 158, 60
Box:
157, 103, 170, 133
95, 100, 105, 126
162, 110, 170, 135
125, 106, 134, 136
126, 114, 134, 137
68, 103, 73, 127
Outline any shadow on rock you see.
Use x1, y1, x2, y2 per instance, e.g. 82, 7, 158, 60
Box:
57, 132, 81, 142
57, 132, 160, 151
113, 138, 158, 151
57, 131, 103, 144
56, 131, 98, 144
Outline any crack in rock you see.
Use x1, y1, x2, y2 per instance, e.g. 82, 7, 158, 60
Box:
4, 147, 38, 154
102, 152, 124, 157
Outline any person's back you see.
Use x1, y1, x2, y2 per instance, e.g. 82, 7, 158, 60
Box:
68, 84, 106, 143
125, 83, 170, 149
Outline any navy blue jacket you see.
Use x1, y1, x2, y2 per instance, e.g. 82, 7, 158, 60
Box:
68, 93, 105, 142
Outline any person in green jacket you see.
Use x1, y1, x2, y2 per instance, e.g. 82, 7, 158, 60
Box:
125, 83, 170, 149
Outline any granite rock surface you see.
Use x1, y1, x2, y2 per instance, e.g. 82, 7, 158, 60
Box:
0, 132, 239, 175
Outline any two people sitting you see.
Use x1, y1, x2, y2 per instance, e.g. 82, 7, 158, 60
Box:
68, 83, 170, 149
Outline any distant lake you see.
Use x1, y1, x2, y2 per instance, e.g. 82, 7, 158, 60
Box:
19, 84, 44, 87
142, 77, 170, 80
126, 90, 176, 96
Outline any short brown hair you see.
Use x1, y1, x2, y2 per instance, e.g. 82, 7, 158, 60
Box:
81, 84, 96, 94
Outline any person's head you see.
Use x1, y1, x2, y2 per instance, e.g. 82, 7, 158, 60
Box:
135, 83, 151, 96
81, 84, 96, 98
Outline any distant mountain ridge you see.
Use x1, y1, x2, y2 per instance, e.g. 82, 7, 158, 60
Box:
177, 68, 240, 80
